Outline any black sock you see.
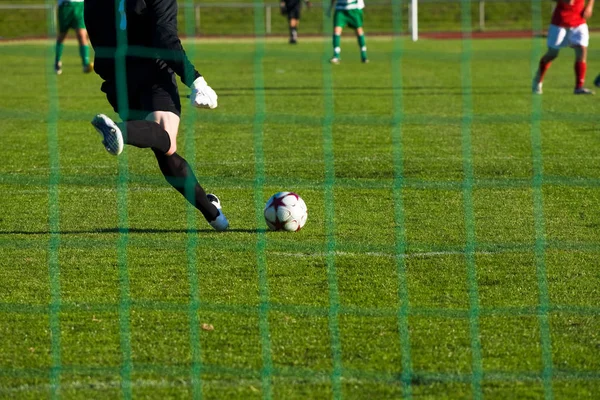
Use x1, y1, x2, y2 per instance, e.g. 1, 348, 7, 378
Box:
153, 150, 219, 222
119, 120, 171, 153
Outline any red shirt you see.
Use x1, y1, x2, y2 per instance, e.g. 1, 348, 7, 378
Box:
551, 0, 586, 28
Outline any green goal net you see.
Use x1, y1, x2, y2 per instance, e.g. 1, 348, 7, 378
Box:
0, 0, 599, 399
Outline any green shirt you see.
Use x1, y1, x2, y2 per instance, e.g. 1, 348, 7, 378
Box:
335, 0, 365, 11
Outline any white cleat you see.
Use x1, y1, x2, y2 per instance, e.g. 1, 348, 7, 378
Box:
330, 57, 340, 65
573, 87, 595, 95
532, 78, 543, 94
55, 61, 62, 75
91, 114, 124, 156
207, 194, 229, 231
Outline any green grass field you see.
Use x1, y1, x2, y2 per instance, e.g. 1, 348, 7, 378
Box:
1, 33, 600, 399
1, 0, 598, 39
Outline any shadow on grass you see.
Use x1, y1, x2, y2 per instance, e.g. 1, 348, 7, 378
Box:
0, 227, 266, 235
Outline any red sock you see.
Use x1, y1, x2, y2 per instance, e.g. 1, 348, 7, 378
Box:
538, 59, 552, 81
575, 61, 586, 89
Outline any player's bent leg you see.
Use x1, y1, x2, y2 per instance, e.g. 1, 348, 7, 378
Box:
91, 114, 124, 155
117, 120, 172, 152
146, 111, 180, 155
533, 48, 559, 94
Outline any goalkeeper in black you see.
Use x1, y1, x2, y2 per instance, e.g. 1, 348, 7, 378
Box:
280, 0, 311, 44
84, 0, 228, 231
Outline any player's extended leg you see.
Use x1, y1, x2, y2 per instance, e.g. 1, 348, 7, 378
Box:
331, 26, 343, 64
573, 45, 594, 95
532, 48, 559, 94
289, 17, 299, 44
147, 111, 229, 230
356, 27, 368, 63
55, 32, 67, 75
75, 28, 93, 73
90, 112, 228, 230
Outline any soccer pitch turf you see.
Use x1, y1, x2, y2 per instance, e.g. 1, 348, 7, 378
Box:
0, 36, 599, 399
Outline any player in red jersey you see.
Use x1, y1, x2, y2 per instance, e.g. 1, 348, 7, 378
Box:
532, 0, 595, 95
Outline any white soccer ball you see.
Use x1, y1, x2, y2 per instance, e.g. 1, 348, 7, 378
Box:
264, 192, 308, 232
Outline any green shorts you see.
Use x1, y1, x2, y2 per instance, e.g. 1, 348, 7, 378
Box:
58, 2, 86, 33
333, 9, 364, 29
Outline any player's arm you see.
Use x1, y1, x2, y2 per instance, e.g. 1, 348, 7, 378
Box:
148, 0, 200, 86
583, 0, 594, 19
149, 0, 217, 109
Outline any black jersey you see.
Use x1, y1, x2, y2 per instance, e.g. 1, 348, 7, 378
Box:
84, 0, 200, 87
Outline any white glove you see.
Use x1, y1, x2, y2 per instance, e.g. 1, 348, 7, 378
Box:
190, 77, 218, 109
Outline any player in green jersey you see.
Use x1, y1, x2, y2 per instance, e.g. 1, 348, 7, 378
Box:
327, 0, 368, 64
55, 0, 93, 75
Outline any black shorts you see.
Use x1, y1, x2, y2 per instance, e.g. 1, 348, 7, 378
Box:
101, 69, 181, 121
283, 1, 301, 19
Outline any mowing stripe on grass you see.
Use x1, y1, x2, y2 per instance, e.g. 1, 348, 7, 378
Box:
4, 174, 600, 193
391, 2, 413, 398
44, 2, 62, 397
530, 1, 554, 398
114, 1, 133, 397
4, 104, 600, 127
322, 4, 342, 397
3, 106, 599, 127
253, 4, 274, 399
2, 299, 600, 322
3, 232, 599, 258
3, 365, 600, 393
460, 2, 483, 398
182, 2, 203, 398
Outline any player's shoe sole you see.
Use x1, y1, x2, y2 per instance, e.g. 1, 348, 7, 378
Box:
91, 114, 124, 156
573, 87, 595, 95
330, 57, 340, 65
207, 194, 229, 231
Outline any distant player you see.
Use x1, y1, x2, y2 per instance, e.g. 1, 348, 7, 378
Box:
327, 0, 368, 64
532, 0, 595, 94
280, 0, 311, 44
83, 0, 229, 231
55, 0, 93, 75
